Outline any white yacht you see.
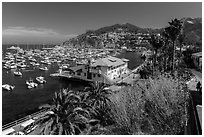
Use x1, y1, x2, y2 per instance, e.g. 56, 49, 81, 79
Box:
2, 84, 15, 91
39, 66, 48, 71
14, 70, 22, 76
26, 79, 38, 89
36, 76, 46, 84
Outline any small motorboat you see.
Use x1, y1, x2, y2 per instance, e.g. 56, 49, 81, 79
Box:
14, 70, 22, 76
17, 63, 27, 68
2, 84, 15, 91
35, 63, 40, 66
10, 64, 17, 69
3, 65, 10, 69
26, 79, 38, 89
36, 76, 46, 84
39, 67, 48, 71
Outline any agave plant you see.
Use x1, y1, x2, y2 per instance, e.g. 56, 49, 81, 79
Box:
35, 89, 91, 135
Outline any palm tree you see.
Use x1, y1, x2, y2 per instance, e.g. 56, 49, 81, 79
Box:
178, 34, 185, 60
165, 18, 182, 70
149, 34, 163, 75
35, 89, 91, 135
161, 30, 172, 72
85, 82, 111, 109
84, 82, 113, 126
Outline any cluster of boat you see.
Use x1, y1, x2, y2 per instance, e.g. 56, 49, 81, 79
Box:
26, 76, 46, 89
2, 84, 15, 91
3, 45, 122, 73
2, 46, 122, 91
2, 76, 46, 91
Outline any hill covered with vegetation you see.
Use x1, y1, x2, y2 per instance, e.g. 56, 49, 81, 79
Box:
63, 17, 201, 49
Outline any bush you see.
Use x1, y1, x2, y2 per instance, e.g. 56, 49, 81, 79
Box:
108, 75, 189, 135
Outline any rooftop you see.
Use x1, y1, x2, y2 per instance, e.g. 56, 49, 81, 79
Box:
91, 56, 128, 67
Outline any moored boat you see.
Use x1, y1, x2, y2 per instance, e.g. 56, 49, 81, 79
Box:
10, 64, 17, 69
14, 70, 22, 76
39, 66, 48, 71
36, 76, 46, 84
26, 79, 38, 89
2, 84, 15, 91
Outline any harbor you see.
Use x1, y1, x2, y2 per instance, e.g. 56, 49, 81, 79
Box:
2, 44, 145, 125
2, 2, 201, 135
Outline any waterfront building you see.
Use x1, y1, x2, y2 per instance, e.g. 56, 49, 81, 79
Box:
60, 56, 130, 84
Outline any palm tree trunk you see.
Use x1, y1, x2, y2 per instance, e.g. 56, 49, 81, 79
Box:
153, 50, 157, 75
164, 56, 167, 71
172, 41, 175, 71
179, 43, 183, 64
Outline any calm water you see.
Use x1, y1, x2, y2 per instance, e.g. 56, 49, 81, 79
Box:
2, 45, 144, 125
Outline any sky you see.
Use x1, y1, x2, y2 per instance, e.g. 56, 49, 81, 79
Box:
2, 2, 202, 44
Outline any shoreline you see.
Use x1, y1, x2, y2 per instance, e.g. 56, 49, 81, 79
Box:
2, 47, 144, 126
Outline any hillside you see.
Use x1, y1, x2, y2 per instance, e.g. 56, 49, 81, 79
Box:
182, 17, 202, 46
76, 23, 162, 39
63, 17, 202, 48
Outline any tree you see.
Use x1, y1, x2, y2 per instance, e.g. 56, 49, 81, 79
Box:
149, 34, 163, 75
35, 89, 91, 135
165, 18, 182, 70
178, 34, 185, 58
84, 82, 113, 126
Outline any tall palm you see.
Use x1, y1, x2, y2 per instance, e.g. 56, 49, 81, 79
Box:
165, 18, 182, 70
149, 34, 163, 75
178, 34, 185, 60
161, 30, 172, 71
35, 89, 90, 135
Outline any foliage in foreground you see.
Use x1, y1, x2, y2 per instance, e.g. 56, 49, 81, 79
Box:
34, 75, 190, 135
108, 75, 189, 135
35, 89, 95, 135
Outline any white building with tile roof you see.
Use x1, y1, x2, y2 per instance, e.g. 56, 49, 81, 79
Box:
63, 56, 130, 84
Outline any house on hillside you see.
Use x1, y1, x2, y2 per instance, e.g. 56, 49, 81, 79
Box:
192, 52, 202, 71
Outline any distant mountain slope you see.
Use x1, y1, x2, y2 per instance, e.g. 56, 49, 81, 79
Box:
77, 23, 162, 37
64, 17, 201, 47
182, 17, 202, 45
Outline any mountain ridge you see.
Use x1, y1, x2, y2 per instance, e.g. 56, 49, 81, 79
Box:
64, 17, 201, 47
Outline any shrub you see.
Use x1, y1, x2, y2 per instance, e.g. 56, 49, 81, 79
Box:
108, 75, 189, 135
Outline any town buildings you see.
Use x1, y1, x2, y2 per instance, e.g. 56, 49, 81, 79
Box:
60, 56, 130, 84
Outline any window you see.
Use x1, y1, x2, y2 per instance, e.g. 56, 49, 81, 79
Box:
84, 73, 86, 76
93, 74, 96, 77
98, 74, 101, 77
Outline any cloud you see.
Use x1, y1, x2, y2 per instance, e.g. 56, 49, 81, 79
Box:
2, 26, 77, 44
2, 26, 76, 38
